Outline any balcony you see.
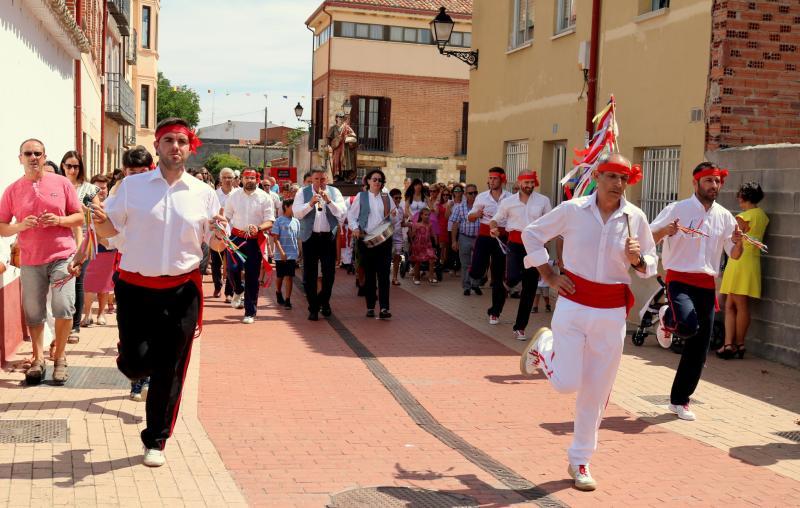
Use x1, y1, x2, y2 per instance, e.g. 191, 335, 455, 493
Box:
105, 72, 136, 126
351, 124, 392, 153
108, 0, 131, 36
124, 125, 136, 147
125, 29, 137, 65
455, 128, 468, 156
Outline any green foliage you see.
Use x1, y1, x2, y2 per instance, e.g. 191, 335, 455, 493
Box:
157, 72, 201, 127
286, 127, 307, 147
204, 153, 246, 178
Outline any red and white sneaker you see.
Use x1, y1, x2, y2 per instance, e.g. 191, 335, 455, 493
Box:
519, 327, 551, 376
668, 403, 696, 421
512, 329, 526, 341
656, 305, 672, 349
488, 315, 500, 325
568, 464, 597, 491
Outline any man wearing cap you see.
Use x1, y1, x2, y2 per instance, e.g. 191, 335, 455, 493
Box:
650, 162, 743, 422
490, 171, 552, 341
91, 117, 226, 467
224, 169, 276, 323
520, 153, 657, 491
467, 167, 512, 325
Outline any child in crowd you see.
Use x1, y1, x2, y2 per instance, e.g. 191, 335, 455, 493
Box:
410, 208, 438, 285
389, 188, 406, 285
532, 258, 556, 313
272, 200, 300, 309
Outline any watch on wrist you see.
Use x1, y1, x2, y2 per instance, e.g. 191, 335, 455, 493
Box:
631, 255, 645, 269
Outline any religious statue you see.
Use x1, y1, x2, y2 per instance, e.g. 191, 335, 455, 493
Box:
325, 112, 358, 182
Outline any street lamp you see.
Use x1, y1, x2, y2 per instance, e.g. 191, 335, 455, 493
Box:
430, 7, 478, 69
342, 99, 352, 116
294, 102, 312, 126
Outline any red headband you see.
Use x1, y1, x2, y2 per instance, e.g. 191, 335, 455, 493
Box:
155, 125, 203, 154
597, 160, 643, 186
242, 169, 260, 182
517, 171, 540, 187
488, 171, 507, 183
693, 167, 728, 185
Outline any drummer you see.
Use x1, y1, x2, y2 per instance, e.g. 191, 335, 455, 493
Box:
347, 169, 401, 319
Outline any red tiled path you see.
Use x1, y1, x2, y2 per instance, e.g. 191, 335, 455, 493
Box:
197, 276, 800, 507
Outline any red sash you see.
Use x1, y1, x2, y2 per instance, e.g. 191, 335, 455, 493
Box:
508, 230, 523, 244
118, 269, 204, 338
562, 269, 635, 315
665, 269, 719, 311
478, 223, 506, 237
230, 227, 274, 288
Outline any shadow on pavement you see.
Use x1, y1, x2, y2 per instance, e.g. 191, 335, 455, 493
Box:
729, 442, 800, 466
484, 373, 545, 384
540, 414, 675, 436
1, 449, 140, 487
0, 395, 140, 424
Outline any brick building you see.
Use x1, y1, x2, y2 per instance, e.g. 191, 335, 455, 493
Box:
305, 0, 472, 190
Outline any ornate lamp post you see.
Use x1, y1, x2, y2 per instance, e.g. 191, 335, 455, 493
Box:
430, 7, 478, 69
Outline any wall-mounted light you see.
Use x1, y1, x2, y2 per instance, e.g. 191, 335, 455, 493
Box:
430, 7, 478, 69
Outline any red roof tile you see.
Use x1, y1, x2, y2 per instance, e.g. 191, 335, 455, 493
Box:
327, 0, 472, 16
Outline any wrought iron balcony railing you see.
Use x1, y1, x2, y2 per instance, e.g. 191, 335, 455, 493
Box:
108, 0, 131, 36
105, 72, 136, 126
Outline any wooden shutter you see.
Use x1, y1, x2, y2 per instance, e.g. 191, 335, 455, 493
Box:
378, 98, 391, 152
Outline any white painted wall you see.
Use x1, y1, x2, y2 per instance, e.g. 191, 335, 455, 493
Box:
0, 0, 76, 288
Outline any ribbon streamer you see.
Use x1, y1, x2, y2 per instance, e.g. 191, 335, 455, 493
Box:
742, 233, 768, 254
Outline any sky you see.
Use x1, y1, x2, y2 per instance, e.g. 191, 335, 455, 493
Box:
159, 0, 321, 129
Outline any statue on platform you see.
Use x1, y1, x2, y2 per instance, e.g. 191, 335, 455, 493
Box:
325, 112, 358, 182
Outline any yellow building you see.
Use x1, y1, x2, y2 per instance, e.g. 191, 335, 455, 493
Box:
468, 0, 711, 219
131, 0, 159, 152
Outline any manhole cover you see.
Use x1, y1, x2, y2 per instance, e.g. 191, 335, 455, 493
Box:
0, 419, 69, 443
639, 395, 703, 406
774, 431, 800, 443
62, 366, 129, 389
329, 487, 478, 508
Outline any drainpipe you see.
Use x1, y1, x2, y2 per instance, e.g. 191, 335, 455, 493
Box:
585, 0, 602, 135
74, 0, 83, 153
306, 21, 315, 173
323, 5, 333, 137
99, 2, 108, 175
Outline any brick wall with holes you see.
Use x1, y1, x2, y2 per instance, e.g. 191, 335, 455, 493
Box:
706, 0, 800, 150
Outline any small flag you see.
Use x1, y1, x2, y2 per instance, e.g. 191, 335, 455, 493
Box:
282, 95, 288, 99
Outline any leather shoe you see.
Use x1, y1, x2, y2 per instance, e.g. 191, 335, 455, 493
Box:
321, 306, 332, 317
379, 309, 392, 320
213, 289, 221, 298
366, 309, 375, 318
308, 311, 319, 321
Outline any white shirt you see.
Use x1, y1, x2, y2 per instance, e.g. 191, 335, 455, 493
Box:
266, 189, 282, 214
469, 189, 512, 226
216, 187, 233, 209
291, 184, 347, 232
523, 194, 658, 284
346, 191, 402, 233
105, 168, 220, 276
492, 191, 552, 232
223, 187, 275, 233
650, 195, 737, 276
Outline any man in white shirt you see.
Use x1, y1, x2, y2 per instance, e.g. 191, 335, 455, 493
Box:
467, 167, 512, 325
292, 168, 347, 320
262, 176, 283, 263
212, 167, 236, 301
224, 169, 275, 324
348, 169, 402, 319
650, 162, 743, 422
490, 171, 552, 341
91, 117, 226, 468
520, 153, 657, 491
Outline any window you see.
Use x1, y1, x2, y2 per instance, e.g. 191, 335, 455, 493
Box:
141, 6, 151, 49
403, 27, 416, 42
510, 0, 534, 49
140, 85, 150, 129
340, 22, 355, 37
406, 168, 437, 184
555, 0, 576, 33
640, 0, 670, 14
351, 96, 392, 152
333, 21, 470, 47
369, 24, 384, 40
355, 23, 369, 38
504, 140, 529, 186
389, 26, 403, 41
640, 146, 681, 220
314, 25, 331, 49
551, 142, 568, 205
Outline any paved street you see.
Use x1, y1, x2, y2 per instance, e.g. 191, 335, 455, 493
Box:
1, 270, 799, 507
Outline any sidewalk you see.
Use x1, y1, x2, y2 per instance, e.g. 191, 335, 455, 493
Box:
0, 270, 798, 507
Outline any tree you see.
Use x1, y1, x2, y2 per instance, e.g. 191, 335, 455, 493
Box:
204, 153, 246, 178
286, 127, 307, 147
157, 72, 201, 127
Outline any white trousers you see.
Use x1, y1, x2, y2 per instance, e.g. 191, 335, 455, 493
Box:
536, 297, 626, 466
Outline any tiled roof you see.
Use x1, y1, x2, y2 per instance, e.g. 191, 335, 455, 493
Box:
328, 0, 472, 15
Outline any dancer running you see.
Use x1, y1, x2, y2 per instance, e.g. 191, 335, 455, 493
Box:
91, 117, 226, 467
520, 153, 657, 491
650, 162, 743, 421
490, 171, 551, 340
467, 167, 512, 324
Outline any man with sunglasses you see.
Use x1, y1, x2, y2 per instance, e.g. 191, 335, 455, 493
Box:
449, 184, 480, 295
0, 139, 84, 386
348, 169, 401, 319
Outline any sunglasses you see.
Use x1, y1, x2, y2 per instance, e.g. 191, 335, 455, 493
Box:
23, 151, 43, 158
64, 164, 80, 170
467, 191, 478, 195
453, 188, 464, 193
369, 177, 384, 183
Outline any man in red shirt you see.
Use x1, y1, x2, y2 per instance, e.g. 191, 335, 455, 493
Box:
0, 139, 84, 385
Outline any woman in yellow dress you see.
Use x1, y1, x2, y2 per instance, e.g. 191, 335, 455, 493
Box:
718, 182, 768, 359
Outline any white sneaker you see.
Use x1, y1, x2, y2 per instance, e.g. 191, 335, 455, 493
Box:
512, 329, 526, 341
230, 293, 244, 309
656, 305, 672, 349
143, 448, 166, 467
242, 316, 255, 324
568, 464, 597, 491
519, 327, 551, 376
668, 403, 696, 421
488, 315, 499, 325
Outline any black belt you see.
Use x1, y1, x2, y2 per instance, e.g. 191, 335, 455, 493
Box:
460, 233, 477, 238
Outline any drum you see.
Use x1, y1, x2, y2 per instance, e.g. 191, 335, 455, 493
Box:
363, 219, 394, 248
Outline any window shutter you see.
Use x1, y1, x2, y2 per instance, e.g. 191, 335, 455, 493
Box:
379, 97, 391, 128
349, 95, 360, 127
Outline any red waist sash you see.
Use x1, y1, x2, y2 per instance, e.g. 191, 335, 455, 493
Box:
478, 223, 506, 237
562, 269, 635, 315
230, 227, 274, 288
118, 269, 204, 338
665, 270, 715, 289
508, 230, 523, 244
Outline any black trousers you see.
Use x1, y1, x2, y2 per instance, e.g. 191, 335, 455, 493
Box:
71, 260, 89, 330
506, 242, 540, 332
115, 279, 198, 450
227, 237, 263, 317
469, 235, 507, 316
211, 249, 233, 297
663, 281, 716, 405
360, 239, 392, 311
302, 232, 337, 313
